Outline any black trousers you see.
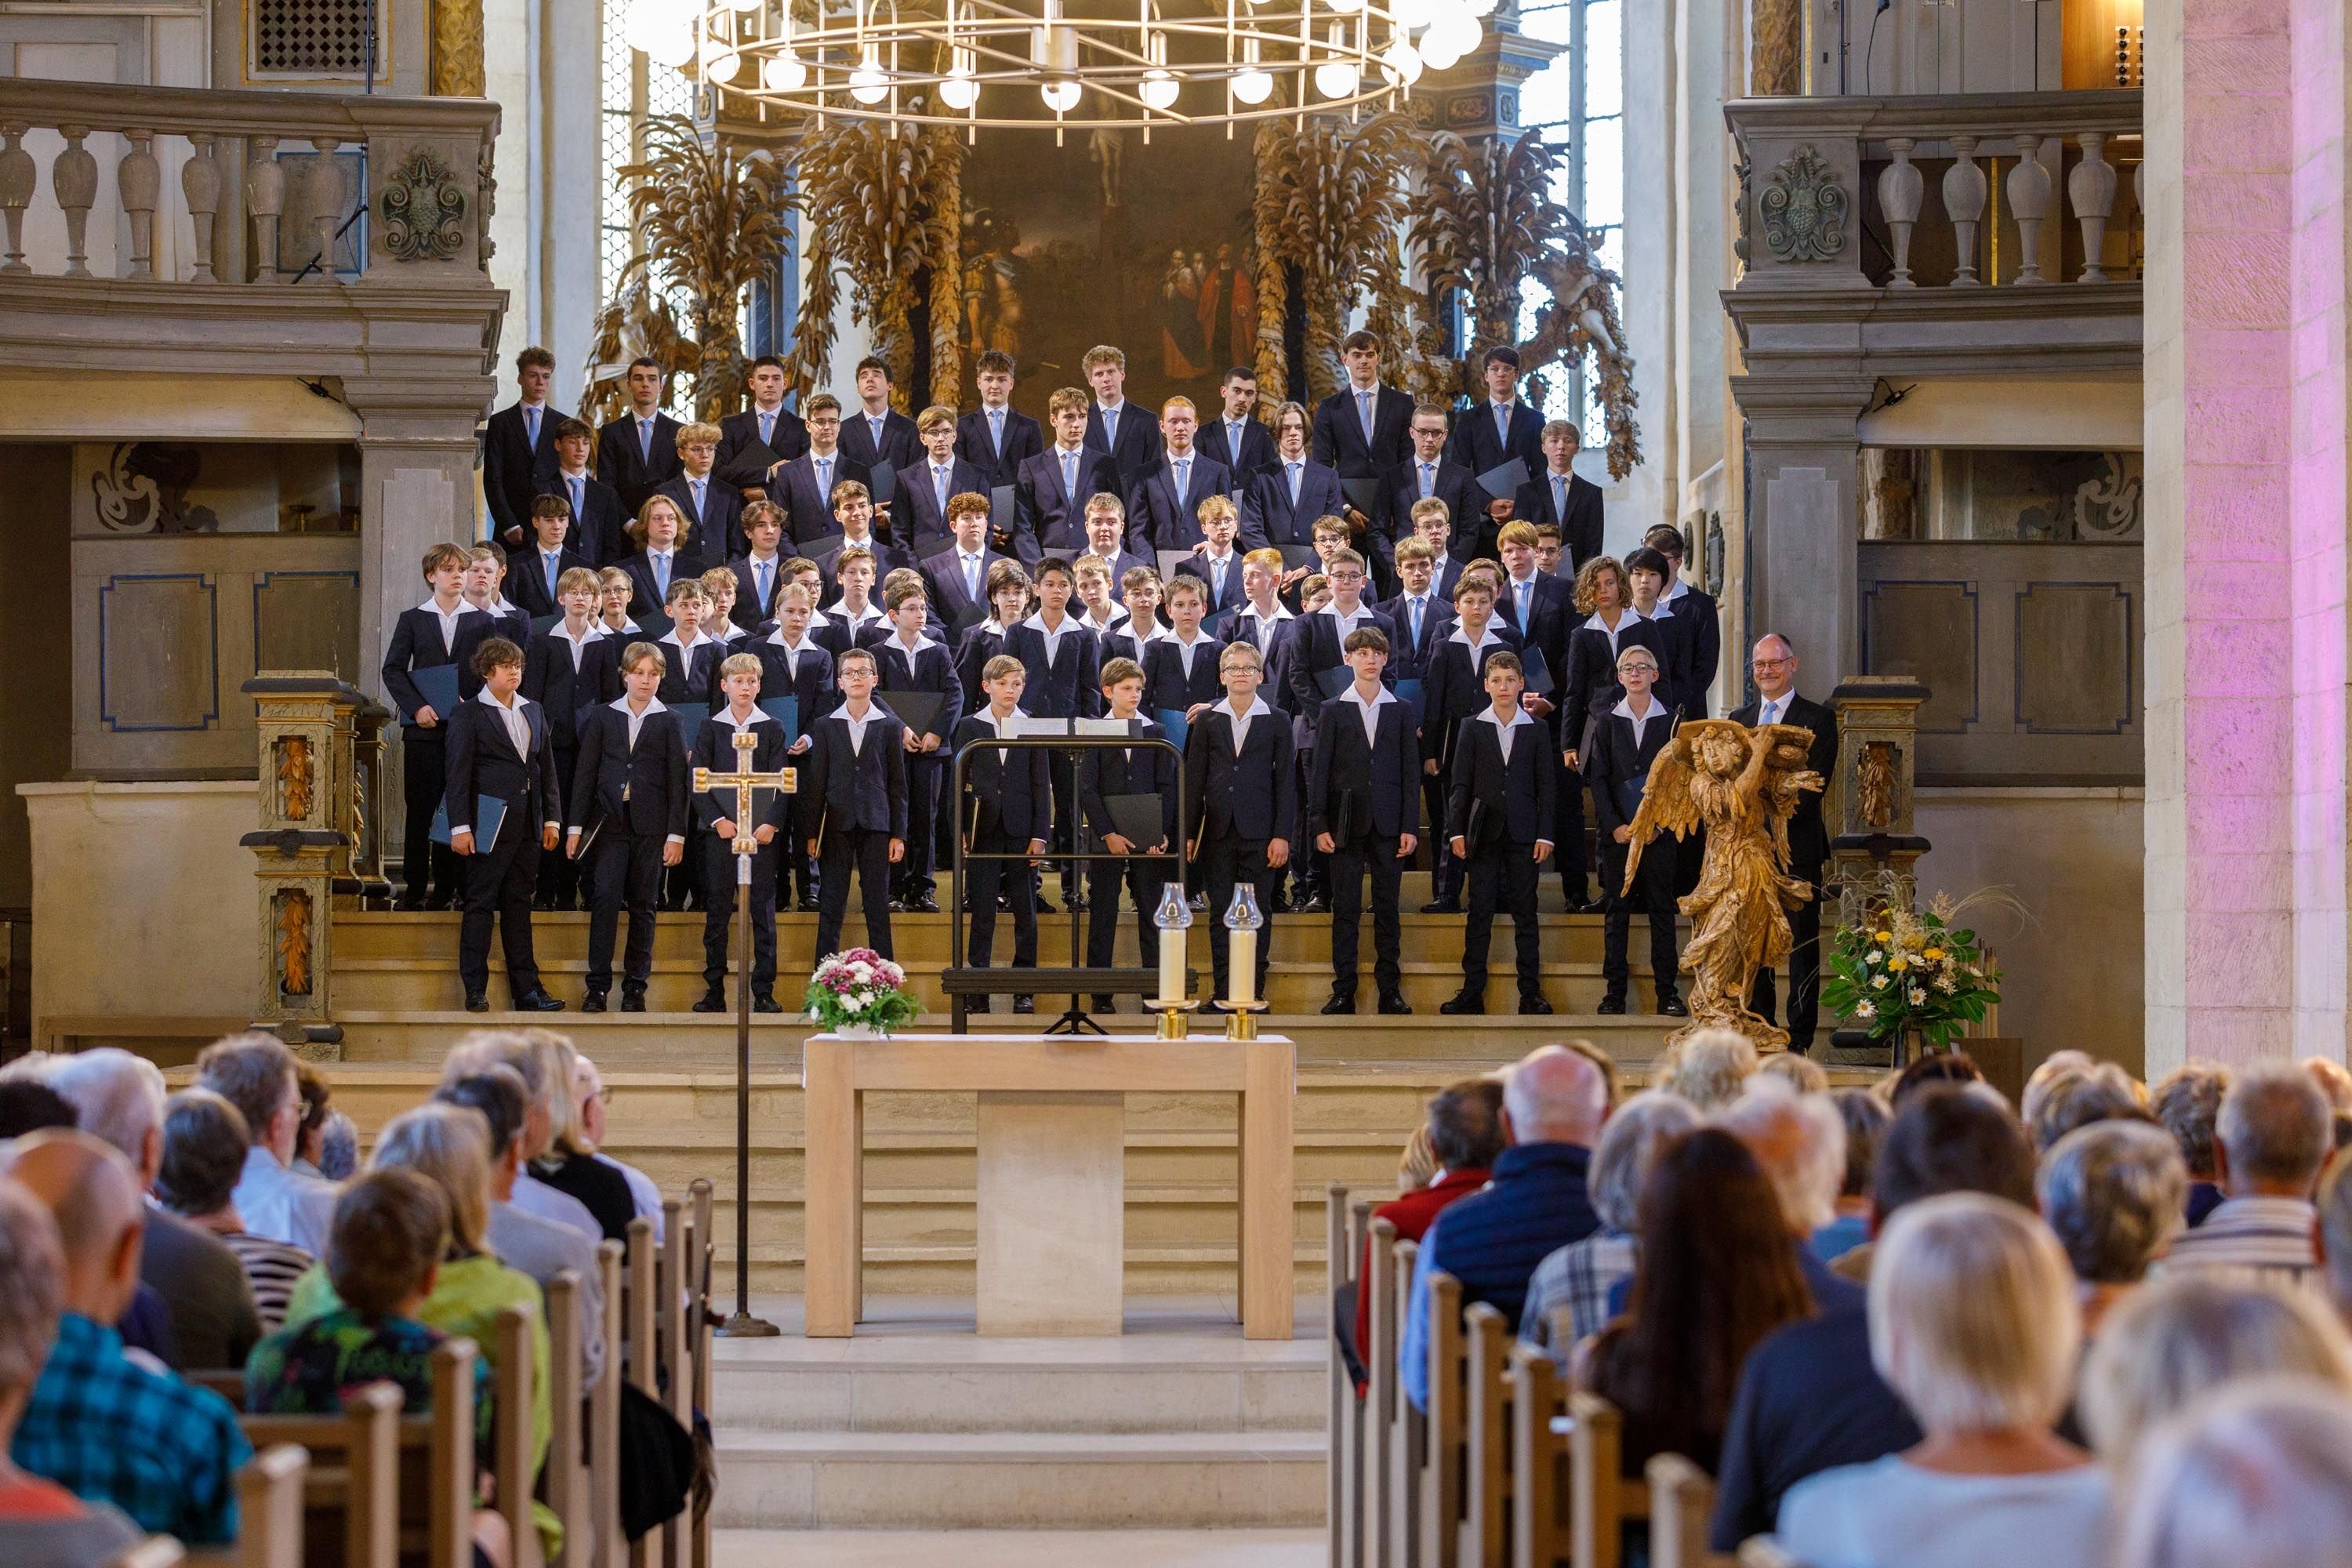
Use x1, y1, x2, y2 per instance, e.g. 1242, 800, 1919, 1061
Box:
965, 826, 1038, 976
1330, 832, 1404, 996
1552, 752, 1589, 903
1462, 840, 1544, 1000
1047, 755, 1080, 898
699, 833, 779, 992
892, 753, 943, 898
1296, 753, 1329, 900
1423, 764, 1462, 902
1086, 853, 1164, 971
1202, 832, 1279, 999
458, 818, 543, 1000
586, 829, 665, 995
536, 743, 583, 907
815, 826, 894, 960
400, 728, 460, 904
1599, 832, 1680, 996
1750, 859, 1824, 1047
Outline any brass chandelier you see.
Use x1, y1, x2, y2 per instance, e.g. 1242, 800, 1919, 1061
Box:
623, 0, 1494, 135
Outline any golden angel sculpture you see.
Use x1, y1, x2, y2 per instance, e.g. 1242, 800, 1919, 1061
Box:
1624, 720, 1826, 1051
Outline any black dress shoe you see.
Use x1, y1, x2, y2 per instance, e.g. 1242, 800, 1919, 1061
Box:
515, 991, 565, 1013
691, 990, 728, 1013
395, 898, 427, 913
1200, 999, 1230, 1016
887, 898, 909, 913
425, 896, 456, 913
1011, 996, 1036, 1014
1596, 993, 1628, 1015
799, 897, 822, 913
1299, 895, 1330, 915
1377, 990, 1412, 1015
1092, 996, 1116, 1014
1321, 991, 1357, 1015
909, 893, 941, 913
1190, 892, 1209, 910
1034, 893, 1059, 914
1438, 991, 1485, 1015
1420, 898, 1462, 915
1519, 993, 1555, 1015
1658, 992, 1690, 1017
464, 992, 491, 1014
753, 993, 784, 1014
619, 992, 648, 1013
581, 993, 609, 1014
1067, 891, 1088, 913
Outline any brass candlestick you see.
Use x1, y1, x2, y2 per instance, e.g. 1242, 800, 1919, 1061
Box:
1218, 1000, 1268, 1040
1147, 999, 1200, 1039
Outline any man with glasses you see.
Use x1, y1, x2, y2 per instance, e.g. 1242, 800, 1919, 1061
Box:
1729, 634, 1838, 1051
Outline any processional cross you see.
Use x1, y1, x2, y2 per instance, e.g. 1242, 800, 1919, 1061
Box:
695, 728, 796, 1337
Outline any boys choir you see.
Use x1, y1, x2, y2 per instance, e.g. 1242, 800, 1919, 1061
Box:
394, 335, 1738, 1018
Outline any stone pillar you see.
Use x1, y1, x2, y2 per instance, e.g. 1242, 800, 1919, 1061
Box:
2143, 0, 2351, 1072
1733, 393, 1874, 691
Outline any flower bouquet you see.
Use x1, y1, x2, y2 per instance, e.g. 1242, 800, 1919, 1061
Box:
804, 949, 920, 1037
1821, 893, 2002, 1052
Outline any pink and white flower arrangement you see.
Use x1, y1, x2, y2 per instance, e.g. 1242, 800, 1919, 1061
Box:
804, 948, 920, 1034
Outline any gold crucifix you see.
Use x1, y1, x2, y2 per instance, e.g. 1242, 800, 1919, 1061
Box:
695, 727, 798, 862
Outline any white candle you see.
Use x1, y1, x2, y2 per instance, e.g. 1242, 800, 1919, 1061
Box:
1229, 927, 1256, 1008
1160, 925, 1185, 1004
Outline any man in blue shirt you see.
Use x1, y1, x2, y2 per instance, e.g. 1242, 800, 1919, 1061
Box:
1401, 1043, 1613, 1410
7, 1132, 249, 1544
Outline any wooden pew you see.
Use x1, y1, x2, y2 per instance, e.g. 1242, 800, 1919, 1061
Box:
690, 1179, 715, 1568
1334, 1195, 1374, 1568
590, 1240, 623, 1568
232, 1443, 311, 1568
1327, 1183, 1355, 1568
624, 1216, 656, 1568
1568, 1392, 1649, 1568
1362, 1219, 1399, 1568
659, 1197, 689, 1568
1646, 1454, 1726, 1568
1510, 1345, 1563, 1568
545, 1272, 586, 1568
492, 1305, 537, 1568
1388, 1255, 1434, 1568
1461, 1303, 1512, 1568
1417, 1273, 1465, 1568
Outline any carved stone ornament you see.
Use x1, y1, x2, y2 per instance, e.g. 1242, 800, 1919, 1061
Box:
1760, 144, 1849, 264
380, 149, 468, 263
276, 887, 313, 998
278, 735, 314, 822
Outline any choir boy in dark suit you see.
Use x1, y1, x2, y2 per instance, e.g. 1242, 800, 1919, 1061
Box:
1381, 535, 1451, 896
1439, 652, 1556, 1016
1621, 545, 1693, 713
689, 652, 793, 1014
521, 566, 620, 909
957, 350, 1045, 492
461, 545, 531, 655
822, 545, 890, 646
1417, 575, 1520, 914
1174, 495, 1250, 618
1583, 644, 1686, 1016
957, 655, 1049, 1014
484, 346, 566, 552
444, 637, 564, 1013
1143, 575, 1225, 720
543, 418, 628, 566
384, 543, 488, 909
566, 641, 688, 1011
800, 647, 908, 960
870, 579, 963, 913
920, 491, 1011, 634
1511, 420, 1606, 573
1404, 500, 1468, 603
1007, 556, 1102, 910
774, 394, 872, 547
1079, 656, 1179, 1011
1073, 496, 1151, 594
509, 494, 590, 623
619, 494, 701, 622
1386, 405, 1489, 564
1561, 555, 1673, 775
1645, 523, 1721, 716
1081, 343, 1163, 492
895, 405, 989, 557
1217, 548, 1295, 660
657, 422, 742, 563
1312, 331, 1415, 484
597, 358, 683, 515
840, 356, 922, 476
596, 566, 654, 641
1127, 396, 1232, 553
715, 354, 811, 495
1282, 549, 1394, 915
1307, 627, 1419, 1016
1018, 387, 1123, 556
1495, 520, 1588, 909
1534, 523, 1566, 579
729, 501, 793, 632
1730, 633, 1839, 1051
1446, 343, 1547, 494
699, 568, 749, 648
1102, 566, 1165, 667
812, 481, 913, 589
653, 580, 724, 709
1183, 641, 1294, 1007
1199, 366, 1277, 485
954, 562, 1034, 722
749, 582, 828, 911
1246, 401, 1347, 548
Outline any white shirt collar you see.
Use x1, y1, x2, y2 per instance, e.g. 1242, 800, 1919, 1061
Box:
1579, 611, 1625, 633
611, 695, 669, 715
1476, 706, 1534, 730
1248, 602, 1294, 623
660, 627, 710, 650
985, 706, 1029, 735
1449, 622, 1505, 650
1660, 578, 1690, 604
1341, 683, 1399, 712
804, 607, 833, 629
1321, 601, 1372, 625
1215, 695, 1272, 723
1022, 612, 1072, 635
717, 704, 764, 731
1611, 695, 1661, 722
477, 688, 524, 711
418, 597, 476, 617
765, 625, 810, 648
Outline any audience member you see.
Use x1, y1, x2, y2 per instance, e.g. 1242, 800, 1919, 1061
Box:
154, 1089, 314, 1333
2318, 1154, 2352, 1326
2020, 1051, 2098, 1127
290, 1065, 335, 1181
194, 1033, 338, 1255
1775, 1195, 2105, 1568
2303, 1055, 2352, 1117
1401, 1044, 1612, 1410
0, 1080, 74, 1140
46, 1050, 261, 1373
1711, 1080, 1864, 1312
436, 1067, 608, 1388
440, 1031, 601, 1243
1885, 1050, 1984, 1108
575, 1054, 662, 1233
0, 1177, 141, 1564
1396, 1125, 1437, 1195
243, 1168, 510, 1568
2151, 1062, 2229, 1228
2037, 1119, 2186, 1341
1351, 1080, 1503, 1377
519, 1033, 637, 1242
1522, 1091, 1700, 1355
2079, 1273, 2352, 1466
1813, 1088, 1887, 1264
1709, 1086, 2034, 1550
2113, 1381, 2352, 1568
2157, 1060, 2330, 1287
1757, 1052, 1828, 1094
1659, 1029, 1757, 1111
2026, 1065, 2151, 1152
1575, 1129, 1817, 1478
316, 1111, 360, 1181
3, 1132, 249, 1544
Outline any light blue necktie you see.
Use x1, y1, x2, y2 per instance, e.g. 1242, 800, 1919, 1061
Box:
1410, 597, 1423, 648
1102, 405, 1119, 449
1495, 402, 1511, 445
1515, 579, 1530, 629
1174, 457, 1190, 506
654, 553, 671, 597
691, 478, 706, 521
1552, 475, 1567, 520
815, 457, 832, 505
1287, 462, 1301, 506
1358, 390, 1374, 444
1419, 462, 1434, 499
964, 553, 982, 604
935, 465, 952, 515
1062, 449, 1078, 499
568, 475, 584, 521
524, 405, 539, 446
1212, 556, 1227, 603
870, 415, 885, 452
989, 407, 1005, 455
755, 558, 772, 608
543, 552, 560, 597
638, 418, 652, 461
760, 408, 775, 446
1229, 421, 1247, 461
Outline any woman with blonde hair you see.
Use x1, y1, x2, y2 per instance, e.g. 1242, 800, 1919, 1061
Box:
517, 1028, 636, 1240
2114, 1381, 2352, 1568
1660, 1028, 1759, 1112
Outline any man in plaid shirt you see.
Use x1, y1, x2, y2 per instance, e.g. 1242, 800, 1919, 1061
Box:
7, 1133, 249, 1544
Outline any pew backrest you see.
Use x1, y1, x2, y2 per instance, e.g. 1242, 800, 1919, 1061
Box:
1645, 1454, 1722, 1568
1461, 1302, 1510, 1568
1420, 1272, 1465, 1568
1508, 1345, 1562, 1568
1568, 1392, 1649, 1568
546, 1272, 586, 1568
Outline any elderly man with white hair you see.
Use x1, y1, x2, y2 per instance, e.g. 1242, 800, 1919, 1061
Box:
192, 1032, 339, 1255
1400, 1042, 1614, 1410
44, 1049, 262, 1371
1708, 1077, 1865, 1316
2156, 1060, 2332, 1288
1520, 1090, 1701, 1356
575, 1052, 663, 1235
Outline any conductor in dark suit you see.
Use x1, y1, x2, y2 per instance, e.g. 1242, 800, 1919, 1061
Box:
839, 357, 921, 475
714, 354, 811, 495
1306, 627, 1420, 1017
1082, 344, 1164, 492
483, 347, 567, 550
1581, 645, 1686, 1017
444, 637, 565, 1013
597, 358, 684, 515
1512, 421, 1606, 572
1310, 331, 1414, 481
1729, 634, 1838, 1051
957, 350, 1045, 490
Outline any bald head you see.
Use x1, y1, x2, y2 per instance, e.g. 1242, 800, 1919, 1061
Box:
2, 1131, 145, 1326
1502, 1045, 1611, 1148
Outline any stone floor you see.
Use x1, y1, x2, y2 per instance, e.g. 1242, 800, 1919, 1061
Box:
715, 1529, 1325, 1566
